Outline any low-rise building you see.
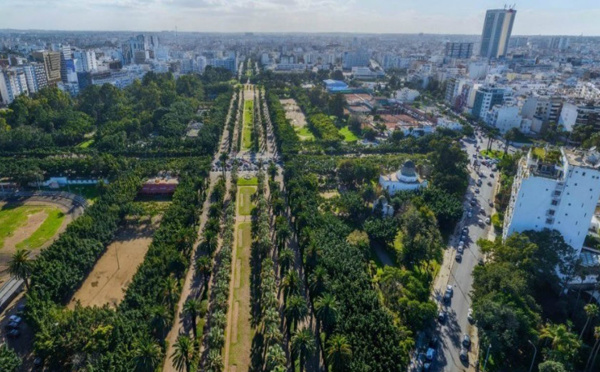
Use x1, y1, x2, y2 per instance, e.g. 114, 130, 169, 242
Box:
379, 160, 428, 195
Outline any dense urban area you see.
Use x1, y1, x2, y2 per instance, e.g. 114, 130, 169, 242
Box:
2, 5, 600, 372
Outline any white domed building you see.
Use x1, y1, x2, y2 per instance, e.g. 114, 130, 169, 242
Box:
378, 160, 427, 195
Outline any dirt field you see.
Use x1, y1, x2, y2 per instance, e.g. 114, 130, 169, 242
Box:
68, 218, 159, 309
280, 98, 307, 128
0, 201, 78, 286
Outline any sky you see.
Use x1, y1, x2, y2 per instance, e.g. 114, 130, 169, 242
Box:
0, 0, 599, 35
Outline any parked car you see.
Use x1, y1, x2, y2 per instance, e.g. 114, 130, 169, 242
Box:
468, 308, 474, 323
6, 329, 20, 338
426, 347, 436, 361
456, 254, 463, 262
458, 246, 464, 254
438, 310, 447, 323
8, 315, 22, 325
485, 217, 491, 224
460, 348, 469, 362
446, 285, 454, 297
462, 334, 471, 348
487, 181, 493, 186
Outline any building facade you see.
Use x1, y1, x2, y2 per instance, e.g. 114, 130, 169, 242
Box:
472, 85, 513, 119
480, 8, 517, 59
32, 51, 62, 85
503, 148, 600, 254
445, 42, 474, 59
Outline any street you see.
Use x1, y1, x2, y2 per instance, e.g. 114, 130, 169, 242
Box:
430, 131, 515, 372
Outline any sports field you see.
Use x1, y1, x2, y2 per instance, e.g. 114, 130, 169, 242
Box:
237, 186, 257, 216
0, 205, 65, 250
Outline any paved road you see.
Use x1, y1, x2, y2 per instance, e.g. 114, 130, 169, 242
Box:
429, 131, 516, 372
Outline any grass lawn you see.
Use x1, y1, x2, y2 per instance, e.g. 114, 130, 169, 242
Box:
237, 177, 258, 186
339, 126, 359, 142
295, 127, 315, 141
238, 186, 257, 216
16, 209, 65, 249
229, 221, 254, 370
480, 149, 505, 159
0, 205, 62, 249
77, 139, 95, 148
243, 100, 254, 150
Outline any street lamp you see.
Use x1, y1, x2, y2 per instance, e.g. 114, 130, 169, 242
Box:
528, 340, 537, 372
483, 343, 492, 372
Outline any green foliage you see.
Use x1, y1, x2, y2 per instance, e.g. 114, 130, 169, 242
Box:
265, 92, 300, 158
0, 344, 22, 371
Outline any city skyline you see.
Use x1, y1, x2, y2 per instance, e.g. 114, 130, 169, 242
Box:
1, 0, 600, 36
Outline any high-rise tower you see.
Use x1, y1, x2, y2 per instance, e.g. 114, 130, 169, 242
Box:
480, 8, 517, 59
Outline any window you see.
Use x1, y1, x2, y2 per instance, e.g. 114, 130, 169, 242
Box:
583, 172, 586, 176
546, 219, 553, 224
552, 200, 558, 206
554, 191, 561, 196
549, 210, 555, 216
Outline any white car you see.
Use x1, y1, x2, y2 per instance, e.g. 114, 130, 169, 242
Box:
485, 217, 491, 224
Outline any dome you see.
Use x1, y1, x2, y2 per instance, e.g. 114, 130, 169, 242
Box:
400, 160, 417, 177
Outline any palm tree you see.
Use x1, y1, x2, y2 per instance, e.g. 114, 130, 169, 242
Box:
285, 295, 308, 335
540, 323, 581, 364
9, 249, 32, 290
205, 350, 223, 372
314, 293, 339, 337
195, 255, 212, 291
292, 328, 316, 372
326, 334, 352, 372
282, 270, 300, 300
219, 152, 228, 178
183, 299, 202, 339
586, 326, 600, 372
162, 276, 179, 310
580, 304, 599, 340
171, 334, 194, 372
278, 248, 294, 276
503, 128, 519, 154
309, 265, 328, 297
150, 305, 171, 339
133, 338, 162, 372
265, 344, 287, 371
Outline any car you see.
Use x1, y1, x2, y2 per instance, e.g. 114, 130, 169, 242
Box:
470, 199, 476, 206
485, 217, 491, 224
8, 315, 22, 325
460, 348, 469, 362
5, 320, 19, 330
468, 308, 474, 323
490, 173, 495, 178
443, 291, 451, 303
456, 254, 463, 262
476, 179, 482, 186
475, 188, 480, 194
487, 181, 493, 186
467, 212, 472, 218
489, 201, 494, 208
426, 347, 436, 361
6, 328, 20, 338
438, 310, 447, 323
462, 227, 468, 234
458, 246, 464, 254
423, 362, 432, 371
478, 258, 485, 266
462, 334, 471, 348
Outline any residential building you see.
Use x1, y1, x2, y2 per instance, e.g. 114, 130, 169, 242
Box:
480, 8, 517, 59
521, 95, 563, 125
503, 147, 600, 255
485, 105, 524, 133
395, 88, 420, 103
445, 77, 468, 105
342, 50, 370, 69
0, 67, 28, 105
471, 85, 513, 119
445, 42, 474, 59
468, 62, 489, 80
379, 160, 428, 195
22, 63, 48, 94
208, 56, 237, 73
32, 51, 61, 85
559, 103, 600, 132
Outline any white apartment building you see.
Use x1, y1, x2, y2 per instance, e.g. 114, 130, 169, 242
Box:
395, 88, 420, 103
0, 68, 29, 105
485, 105, 524, 133
503, 147, 600, 255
